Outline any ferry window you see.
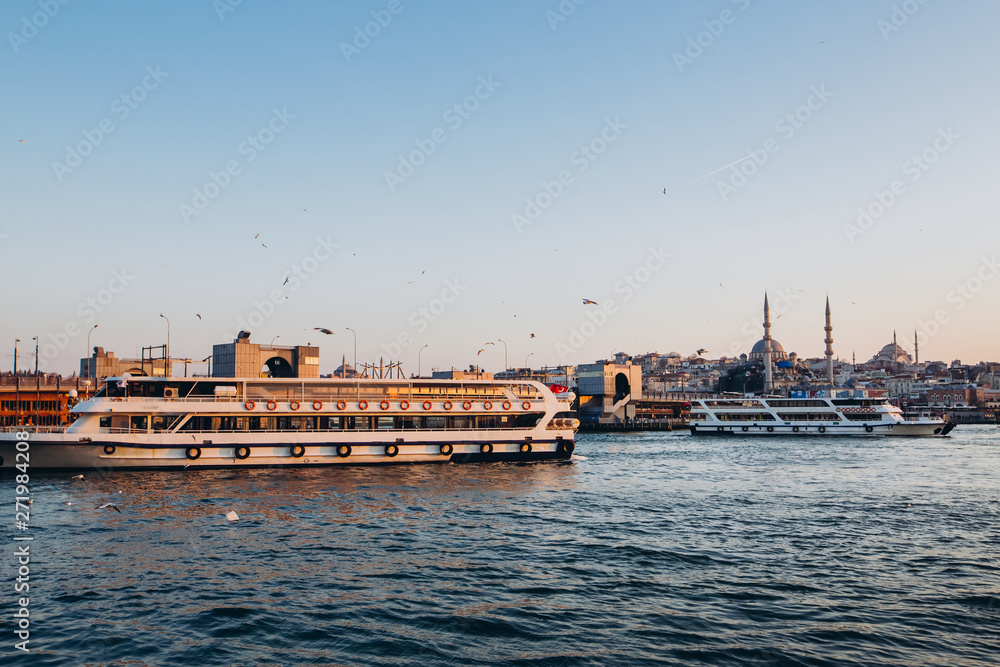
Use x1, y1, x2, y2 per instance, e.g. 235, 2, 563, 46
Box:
478, 416, 497, 429
130, 416, 148, 431
450, 416, 472, 429
100, 417, 112, 428
395, 417, 416, 430
151, 416, 168, 431
376, 417, 394, 430
514, 414, 540, 428
424, 416, 446, 429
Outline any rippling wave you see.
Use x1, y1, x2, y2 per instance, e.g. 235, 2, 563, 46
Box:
4, 427, 999, 665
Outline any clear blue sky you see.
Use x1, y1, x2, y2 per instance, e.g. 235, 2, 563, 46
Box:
3, 0, 998, 376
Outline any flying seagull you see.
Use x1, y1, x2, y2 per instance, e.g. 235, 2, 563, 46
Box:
283, 277, 289, 285
582, 299, 597, 305
196, 314, 202, 320
314, 328, 334, 335
697, 348, 708, 356
96, 503, 121, 513
477, 349, 484, 355
530, 333, 536, 338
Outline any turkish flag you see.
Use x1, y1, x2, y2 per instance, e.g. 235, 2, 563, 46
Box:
549, 384, 569, 393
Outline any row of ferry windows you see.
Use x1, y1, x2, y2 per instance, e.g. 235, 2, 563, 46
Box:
0, 400, 62, 411
695, 412, 886, 422
99, 414, 542, 432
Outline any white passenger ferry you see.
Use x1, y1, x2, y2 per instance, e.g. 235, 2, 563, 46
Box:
0, 376, 579, 470
689, 395, 954, 436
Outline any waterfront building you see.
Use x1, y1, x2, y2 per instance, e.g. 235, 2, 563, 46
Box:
81, 347, 170, 379
212, 332, 319, 378
0, 375, 97, 427
576, 360, 642, 424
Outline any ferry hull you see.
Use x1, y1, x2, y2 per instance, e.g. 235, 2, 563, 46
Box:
0, 436, 575, 471
690, 422, 954, 436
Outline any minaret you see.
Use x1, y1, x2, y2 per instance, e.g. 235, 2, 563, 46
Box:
763, 292, 773, 393
914, 330, 919, 365
824, 296, 835, 387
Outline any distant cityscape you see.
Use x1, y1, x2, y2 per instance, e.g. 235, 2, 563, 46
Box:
2, 314, 997, 428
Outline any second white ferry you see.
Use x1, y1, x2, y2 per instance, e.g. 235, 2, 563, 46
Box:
0, 376, 579, 470
689, 394, 954, 436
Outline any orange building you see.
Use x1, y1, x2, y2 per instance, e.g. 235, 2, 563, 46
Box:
0, 376, 98, 427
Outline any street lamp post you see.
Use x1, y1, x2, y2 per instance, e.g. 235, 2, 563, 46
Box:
418, 344, 428, 378
270, 335, 280, 346
202, 355, 213, 377
13, 339, 19, 377
159, 313, 170, 377
525, 352, 534, 372
345, 328, 357, 377
497, 338, 508, 372
86, 324, 98, 378
33, 337, 38, 376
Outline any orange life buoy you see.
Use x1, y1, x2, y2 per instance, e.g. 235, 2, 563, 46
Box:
400, 400, 410, 410
443, 400, 453, 411
337, 400, 346, 411
380, 400, 390, 410
359, 400, 369, 410
244, 400, 256, 410
312, 401, 323, 411
290, 400, 300, 411
522, 401, 531, 410
484, 401, 492, 410
462, 400, 472, 410
266, 400, 277, 411
502, 400, 511, 410
422, 400, 432, 410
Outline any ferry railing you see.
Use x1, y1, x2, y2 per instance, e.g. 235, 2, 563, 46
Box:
92, 425, 540, 435
0, 426, 67, 434
95, 391, 546, 404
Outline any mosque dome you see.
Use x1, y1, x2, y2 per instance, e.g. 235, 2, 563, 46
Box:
749, 339, 788, 361
872, 339, 911, 364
